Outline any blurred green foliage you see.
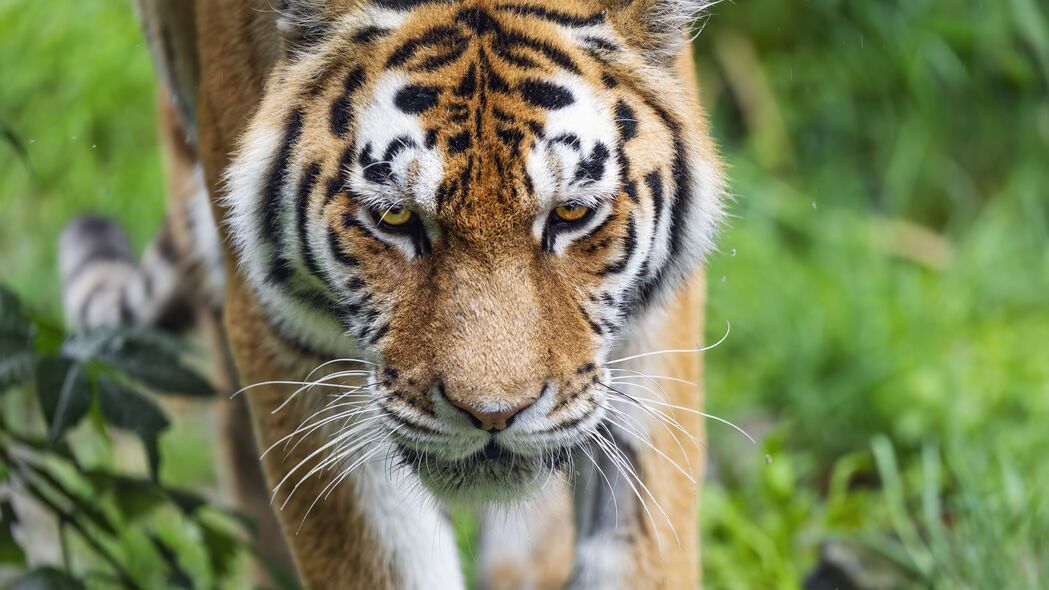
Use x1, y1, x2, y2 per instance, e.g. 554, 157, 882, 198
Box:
693, 0, 1049, 587
0, 2, 163, 311
1, 286, 285, 589
1, 0, 1047, 588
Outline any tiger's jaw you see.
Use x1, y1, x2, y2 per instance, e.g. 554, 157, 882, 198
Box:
380, 378, 609, 504
395, 441, 574, 504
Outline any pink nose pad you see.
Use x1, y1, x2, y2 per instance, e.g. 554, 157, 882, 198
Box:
448, 397, 537, 431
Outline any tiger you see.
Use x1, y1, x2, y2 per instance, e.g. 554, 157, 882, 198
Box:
58, 0, 726, 588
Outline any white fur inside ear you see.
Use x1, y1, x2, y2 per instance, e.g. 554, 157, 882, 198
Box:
276, 0, 329, 38
632, 0, 716, 62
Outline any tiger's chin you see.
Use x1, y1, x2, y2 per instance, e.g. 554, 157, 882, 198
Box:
396, 442, 573, 505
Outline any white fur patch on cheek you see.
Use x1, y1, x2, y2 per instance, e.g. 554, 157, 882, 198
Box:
224, 122, 282, 292
223, 118, 360, 357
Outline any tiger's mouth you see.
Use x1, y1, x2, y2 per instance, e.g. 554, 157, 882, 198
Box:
396, 441, 573, 504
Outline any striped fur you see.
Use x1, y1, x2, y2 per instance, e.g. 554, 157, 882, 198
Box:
74, 0, 726, 587
59, 216, 191, 330
58, 165, 223, 331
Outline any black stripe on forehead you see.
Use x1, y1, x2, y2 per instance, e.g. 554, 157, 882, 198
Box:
386, 26, 465, 68
494, 4, 605, 27
497, 32, 581, 74
353, 26, 391, 44
456, 6, 502, 34
372, 0, 449, 9
386, 6, 583, 76
330, 67, 366, 137
518, 80, 574, 109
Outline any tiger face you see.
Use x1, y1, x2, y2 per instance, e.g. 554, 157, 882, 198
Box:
226, 0, 723, 503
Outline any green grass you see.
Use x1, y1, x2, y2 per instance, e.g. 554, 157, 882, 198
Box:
2, 0, 1048, 587
693, 0, 1049, 586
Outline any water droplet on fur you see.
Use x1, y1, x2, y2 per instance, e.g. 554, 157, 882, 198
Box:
730, 248, 737, 256
765, 454, 773, 465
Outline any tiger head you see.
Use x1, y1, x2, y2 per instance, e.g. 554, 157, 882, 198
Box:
225, 0, 724, 503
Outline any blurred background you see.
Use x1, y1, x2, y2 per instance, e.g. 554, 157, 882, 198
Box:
2, 0, 1048, 588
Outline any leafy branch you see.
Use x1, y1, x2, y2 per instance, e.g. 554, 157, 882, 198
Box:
0, 284, 298, 589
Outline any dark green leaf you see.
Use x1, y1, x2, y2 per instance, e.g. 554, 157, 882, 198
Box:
218, 507, 258, 536
199, 520, 241, 581
112, 479, 165, 522
35, 358, 93, 441
1, 431, 79, 465
0, 285, 23, 320
22, 463, 117, 536
148, 533, 193, 589
84, 471, 166, 521
0, 501, 27, 566
165, 487, 207, 516
10, 567, 85, 590
0, 285, 36, 392
0, 349, 35, 394
96, 376, 170, 480
0, 119, 31, 172
64, 326, 213, 397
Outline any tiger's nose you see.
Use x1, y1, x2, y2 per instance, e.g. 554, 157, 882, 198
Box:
445, 394, 537, 431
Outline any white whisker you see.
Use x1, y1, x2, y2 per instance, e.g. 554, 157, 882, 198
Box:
605, 320, 730, 365
601, 404, 695, 484
608, 383, 757, 445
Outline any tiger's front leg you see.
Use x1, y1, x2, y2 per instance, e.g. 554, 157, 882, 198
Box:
570, 274, 707, 589
225, 278, 464, 590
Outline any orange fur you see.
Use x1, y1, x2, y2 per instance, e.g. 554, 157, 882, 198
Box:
137, 1, 722, 587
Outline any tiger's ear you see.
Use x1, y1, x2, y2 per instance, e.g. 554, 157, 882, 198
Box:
275, 0, 334, 48
599, 0, 710, 64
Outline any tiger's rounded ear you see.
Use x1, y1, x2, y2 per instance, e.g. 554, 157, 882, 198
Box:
275, 0, 332, 49
599, 0, 711, 64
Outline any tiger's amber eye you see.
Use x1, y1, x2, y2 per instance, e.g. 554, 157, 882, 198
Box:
554, 204, 590, 222
379, 207, 414, 226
